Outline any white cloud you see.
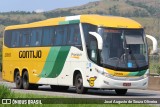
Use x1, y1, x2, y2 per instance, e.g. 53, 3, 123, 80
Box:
34, 9, 44, 13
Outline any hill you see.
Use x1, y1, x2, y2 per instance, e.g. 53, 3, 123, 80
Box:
44, 0, 160, 17
0, 0, 160, 46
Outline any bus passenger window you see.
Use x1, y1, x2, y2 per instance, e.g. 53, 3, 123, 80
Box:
50, 28, 55, 45
74, 28, 81, 45
63, 27, 67, 45
55, 28, 64, 45
11, 31, 20, 47
67, 24, 82, 49
4, 31, 12, 47
42, 27, 52, 46
21, 30, 31, 47
36, 33, 40, 46
54, 26, 67, 46
30, 28, 42, 47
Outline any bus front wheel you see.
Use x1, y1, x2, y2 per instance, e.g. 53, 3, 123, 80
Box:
115, 89, 127, 95
22, 71, 38, 90
75, 73, 88, 94
15, 71, 23, 89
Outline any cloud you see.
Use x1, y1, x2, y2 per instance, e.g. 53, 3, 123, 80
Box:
34, 9, 44, 13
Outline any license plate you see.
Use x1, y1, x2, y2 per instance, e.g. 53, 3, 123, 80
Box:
123, 83, 131, 86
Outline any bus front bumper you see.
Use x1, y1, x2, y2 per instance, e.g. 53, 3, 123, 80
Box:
95, 75, 148, 89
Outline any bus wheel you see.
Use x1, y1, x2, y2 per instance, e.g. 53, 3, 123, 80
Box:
22, 71, 38, 90
75, 73, 88, 94
15, 72, 23, 89
50, 85, 69, 91
115, 89, 127, 95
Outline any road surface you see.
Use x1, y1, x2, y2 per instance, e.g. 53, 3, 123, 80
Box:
0, 81, 160, 98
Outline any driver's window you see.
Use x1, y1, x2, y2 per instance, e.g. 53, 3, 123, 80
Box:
88, 36, 98, 63
82, 23, 98, 63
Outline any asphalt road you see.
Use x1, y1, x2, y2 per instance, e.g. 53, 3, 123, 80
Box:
0, 81, 160, 98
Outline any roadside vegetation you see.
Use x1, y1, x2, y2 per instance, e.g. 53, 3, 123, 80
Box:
0, 85, 157, 107
0, 85, 63, 98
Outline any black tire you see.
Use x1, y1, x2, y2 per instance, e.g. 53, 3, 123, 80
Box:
115, 89, 128, 95
22, 71, 38, 90
50, 85, 69, 91
14, 71, 23, 89
75, 73, 88, 94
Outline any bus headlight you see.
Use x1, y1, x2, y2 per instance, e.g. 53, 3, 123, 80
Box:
95, 68, 113, 78
103, 72, 113, 78
143, 72, 149, 78
142, 69, 149, 79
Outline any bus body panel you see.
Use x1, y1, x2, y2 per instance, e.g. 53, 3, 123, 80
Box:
2, 46, 50, 83
83, 61, 149, 89
2, 15, 149, 92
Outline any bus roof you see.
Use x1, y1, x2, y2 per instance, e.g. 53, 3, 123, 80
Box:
5, 14, 143, 30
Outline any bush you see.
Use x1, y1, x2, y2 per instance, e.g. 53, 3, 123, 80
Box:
0, 85, 14, 98
157, 67, 160, 75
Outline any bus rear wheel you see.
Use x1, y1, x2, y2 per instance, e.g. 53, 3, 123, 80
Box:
22, 71, 38, 90
15, 71, 23, 89
50, 85, 69, 91
75, 73, 88, 94
115, 89, 127, 95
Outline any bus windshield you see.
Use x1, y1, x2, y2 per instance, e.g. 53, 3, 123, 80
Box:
98, 28, 148, 71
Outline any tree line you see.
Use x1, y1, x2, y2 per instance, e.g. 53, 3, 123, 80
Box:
0, 0, 160, 38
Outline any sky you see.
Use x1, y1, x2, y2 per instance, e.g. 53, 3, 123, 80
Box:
0, 0, 99, 12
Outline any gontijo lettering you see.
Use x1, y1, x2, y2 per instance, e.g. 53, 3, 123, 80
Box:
19, 50, 42, 58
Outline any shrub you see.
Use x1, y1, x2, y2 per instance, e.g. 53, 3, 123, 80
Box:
157, 66, 160, 75
0, 85, 14, 98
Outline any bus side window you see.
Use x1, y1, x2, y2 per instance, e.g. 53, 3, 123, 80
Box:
4, 31, 12, 47
88, 36, 98, 63
21, 29, 31, 47
30, 30, 36, 47
30, 28, 42, 47
50, 27, 55, 46
82, 24, 89, 47
63, 26, 67, 45
82, 23, 98, 63
82, 23, 97, 48
11, 30, 20, 47
67, 24, 82, 49
54, 26, 67, 46
42, 27, 51, 46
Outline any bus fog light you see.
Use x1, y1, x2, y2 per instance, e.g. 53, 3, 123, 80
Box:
95, 68, 103, 74
143, 82, 147, 86
104, 80, 109, 85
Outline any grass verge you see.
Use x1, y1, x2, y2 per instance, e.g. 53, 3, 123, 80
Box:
0, 85, 157, 107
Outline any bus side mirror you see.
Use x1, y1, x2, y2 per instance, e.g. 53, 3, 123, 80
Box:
89, 32, 103, 50
146, 34, 158, 55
